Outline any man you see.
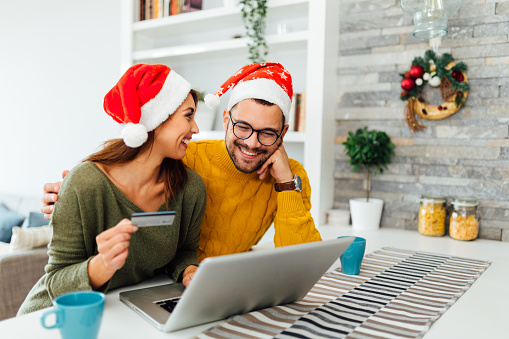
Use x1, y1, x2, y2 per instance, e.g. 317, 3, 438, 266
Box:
41, 62, 322, 261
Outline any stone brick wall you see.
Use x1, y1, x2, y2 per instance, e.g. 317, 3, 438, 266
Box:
334, 0, 509, 241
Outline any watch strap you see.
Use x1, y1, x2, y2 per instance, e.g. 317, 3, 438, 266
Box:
274, 181, 296, 192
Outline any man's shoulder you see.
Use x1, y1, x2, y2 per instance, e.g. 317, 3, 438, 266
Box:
184, 139, 222, 165
288, 158, 307, 175
187, 139, 222, 152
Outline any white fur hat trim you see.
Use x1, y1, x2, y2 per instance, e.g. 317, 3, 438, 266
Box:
227, 78, 291, 119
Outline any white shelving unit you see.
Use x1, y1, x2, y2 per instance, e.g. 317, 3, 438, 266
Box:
121, 0, 339, 224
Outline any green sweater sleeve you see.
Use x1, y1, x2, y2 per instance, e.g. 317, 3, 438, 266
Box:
43, 183, 96, 298
18, 162, 207, 315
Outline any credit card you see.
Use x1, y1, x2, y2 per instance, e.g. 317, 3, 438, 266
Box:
131, 211, 176, 227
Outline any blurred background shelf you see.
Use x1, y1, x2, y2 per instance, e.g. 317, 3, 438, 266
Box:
121, 0, 338, 224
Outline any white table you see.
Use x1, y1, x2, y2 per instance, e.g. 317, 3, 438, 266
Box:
1, 225, 507, 338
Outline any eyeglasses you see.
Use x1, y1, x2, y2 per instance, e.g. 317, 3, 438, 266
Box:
229, 113, 283, 146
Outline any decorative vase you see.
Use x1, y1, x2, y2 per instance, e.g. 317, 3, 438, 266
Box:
195, 101, 216, 131
349, 198, 384, 231
223, 0, 239, 8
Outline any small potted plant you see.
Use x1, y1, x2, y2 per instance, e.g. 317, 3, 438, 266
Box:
343, 127, 395, 230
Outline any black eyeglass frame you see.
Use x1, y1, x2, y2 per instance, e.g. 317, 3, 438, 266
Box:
228, 112, 284, 147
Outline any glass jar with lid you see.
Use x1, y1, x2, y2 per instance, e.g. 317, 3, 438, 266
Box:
418, 195, 447, 236
449, 198, 479, 241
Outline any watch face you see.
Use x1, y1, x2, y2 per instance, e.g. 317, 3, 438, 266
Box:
294, 174, 302, 192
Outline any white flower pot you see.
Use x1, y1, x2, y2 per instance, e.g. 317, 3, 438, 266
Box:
195, 101, 216, 131
349, 198, 384, 231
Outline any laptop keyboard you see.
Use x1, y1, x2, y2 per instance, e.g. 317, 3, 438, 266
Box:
154, 297, 181, 313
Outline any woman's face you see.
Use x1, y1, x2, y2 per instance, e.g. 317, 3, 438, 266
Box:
153, 93, 199, 160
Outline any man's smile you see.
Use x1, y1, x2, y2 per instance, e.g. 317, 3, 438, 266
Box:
239, 146, 258, 157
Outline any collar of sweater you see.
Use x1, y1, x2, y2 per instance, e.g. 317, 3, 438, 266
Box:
215, 140, 266, 181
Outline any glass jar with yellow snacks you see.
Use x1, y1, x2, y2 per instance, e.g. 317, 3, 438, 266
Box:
418, 196, 446, 236
449, 198, 479, 241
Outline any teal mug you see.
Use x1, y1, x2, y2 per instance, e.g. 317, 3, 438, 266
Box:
41, 291, 106, 339
338, 236, 366, 275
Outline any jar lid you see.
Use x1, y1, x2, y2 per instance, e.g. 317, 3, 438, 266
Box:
420, 195, 446, 204
451, 197, 478, 207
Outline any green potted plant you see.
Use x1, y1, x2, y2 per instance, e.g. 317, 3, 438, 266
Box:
239, 0, 268, 63
343, 127, 395, 230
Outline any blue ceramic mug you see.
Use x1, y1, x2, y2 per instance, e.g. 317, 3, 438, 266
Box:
41, 291, 106, 339
338, 236, 366, 275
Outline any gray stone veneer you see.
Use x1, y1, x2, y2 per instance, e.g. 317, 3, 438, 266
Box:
335, 0, 509, 241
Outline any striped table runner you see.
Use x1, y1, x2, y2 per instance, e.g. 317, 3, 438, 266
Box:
197, 247, 491, 339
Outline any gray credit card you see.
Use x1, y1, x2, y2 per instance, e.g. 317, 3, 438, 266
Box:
131, 211, 176, 227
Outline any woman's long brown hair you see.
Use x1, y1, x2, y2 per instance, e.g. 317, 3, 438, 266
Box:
84, 90, 199, 205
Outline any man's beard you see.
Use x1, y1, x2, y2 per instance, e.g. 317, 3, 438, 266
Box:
226, 138, 271, 174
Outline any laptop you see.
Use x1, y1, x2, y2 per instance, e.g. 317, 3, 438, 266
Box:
119, 237, 354, 332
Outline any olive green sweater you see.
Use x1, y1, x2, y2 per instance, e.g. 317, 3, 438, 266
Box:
18, 161, 206, 315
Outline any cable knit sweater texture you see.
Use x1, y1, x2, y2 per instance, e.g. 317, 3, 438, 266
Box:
182, 139, 321, 261
17, 162, 206, 315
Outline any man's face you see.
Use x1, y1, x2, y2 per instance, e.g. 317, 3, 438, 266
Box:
222, 99, 288, 173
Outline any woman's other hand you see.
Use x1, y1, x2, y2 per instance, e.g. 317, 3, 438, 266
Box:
182, 265, 198, 287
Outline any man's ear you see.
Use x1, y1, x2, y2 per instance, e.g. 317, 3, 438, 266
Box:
280, 124, 290, 139
222, 109, 229, 131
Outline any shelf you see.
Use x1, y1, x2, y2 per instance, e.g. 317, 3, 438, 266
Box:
133, 31, 308, 61
133, 0, 310, 33
123, 0, 339, 224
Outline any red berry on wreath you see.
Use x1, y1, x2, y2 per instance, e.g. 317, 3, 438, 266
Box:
401, 77, 415, 91
437, 106, 442, 110
409, 65, 424, 79
452, 70, 464, 82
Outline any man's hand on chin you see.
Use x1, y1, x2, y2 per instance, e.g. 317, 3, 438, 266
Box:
257, 144, 293, 182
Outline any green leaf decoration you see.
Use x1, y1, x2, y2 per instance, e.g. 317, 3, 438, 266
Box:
240, 0, 268, 63
401, 50, 469, 104
343, 127, 395, 200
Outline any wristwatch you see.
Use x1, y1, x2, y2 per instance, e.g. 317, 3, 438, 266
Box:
274, 174, 302, 192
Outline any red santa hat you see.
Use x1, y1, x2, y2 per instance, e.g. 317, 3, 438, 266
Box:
103, 64, 191, 148
204, 62, 293, 120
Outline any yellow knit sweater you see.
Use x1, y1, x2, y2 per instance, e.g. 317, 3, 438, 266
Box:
183, 139, 321, 261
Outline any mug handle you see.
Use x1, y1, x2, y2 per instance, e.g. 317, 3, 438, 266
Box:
40, 309, 63, 329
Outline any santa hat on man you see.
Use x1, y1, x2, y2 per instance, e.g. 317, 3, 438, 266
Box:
103, 63, 191, 148
204, 62, 293, 121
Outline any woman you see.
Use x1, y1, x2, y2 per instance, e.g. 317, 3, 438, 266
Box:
18, 64, 206, 315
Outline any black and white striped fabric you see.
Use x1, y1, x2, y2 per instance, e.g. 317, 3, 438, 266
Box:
197, 247, 490, 339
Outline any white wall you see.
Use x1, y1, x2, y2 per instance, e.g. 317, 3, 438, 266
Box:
0, 0, 123, 198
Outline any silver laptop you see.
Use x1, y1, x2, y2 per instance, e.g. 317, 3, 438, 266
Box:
119, 237, 354, 332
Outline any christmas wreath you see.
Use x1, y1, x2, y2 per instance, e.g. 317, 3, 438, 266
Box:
400, 50, 469, 132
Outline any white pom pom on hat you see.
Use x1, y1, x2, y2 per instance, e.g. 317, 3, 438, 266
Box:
121, 123, 148, 148
103, 64, 191, 148
204, 93, 220, 109
204, 62, 293, 120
